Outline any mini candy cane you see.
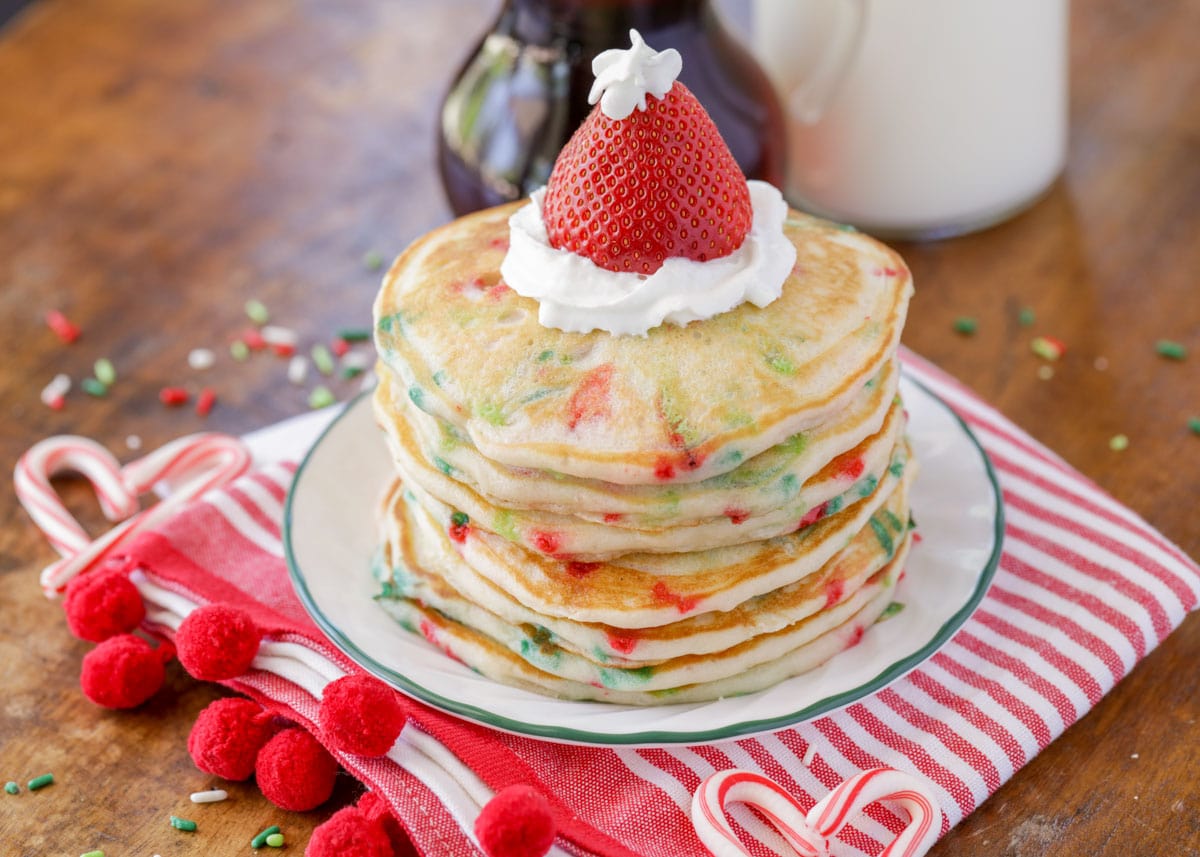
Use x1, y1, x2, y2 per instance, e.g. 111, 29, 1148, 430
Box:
14, 433, 252, 597
692, 767, 940, 857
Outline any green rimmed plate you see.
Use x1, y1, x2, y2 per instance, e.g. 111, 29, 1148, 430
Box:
284, 372, 1003, 746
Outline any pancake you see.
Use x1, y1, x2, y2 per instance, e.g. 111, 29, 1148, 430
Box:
373, 204, 912, 485
380, 443, 914, 629
377, 474, 913, 665
373, 358, 900, 528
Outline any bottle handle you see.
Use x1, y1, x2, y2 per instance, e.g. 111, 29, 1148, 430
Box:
754, 0, 868, 125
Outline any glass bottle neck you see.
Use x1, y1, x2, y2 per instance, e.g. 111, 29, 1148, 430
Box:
499, 0, 709, 46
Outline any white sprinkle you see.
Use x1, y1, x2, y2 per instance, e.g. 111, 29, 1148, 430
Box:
261, 325, 299, 347
189, 788, 228, 803
801, 743, 816, 767
1131, 753, 1139, 759
188, 347, 216, 371
358, 369, 377, 392
40, 373, 71, 406
287, 355, 309, 385
1094, 356, 1109, 371
125, 434, 143, 451
1037, 365, 1054, 381
341, 350, 372, 371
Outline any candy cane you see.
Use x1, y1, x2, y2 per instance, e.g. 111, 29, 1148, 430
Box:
692, 767, 940, 857
14, 433, 252, 597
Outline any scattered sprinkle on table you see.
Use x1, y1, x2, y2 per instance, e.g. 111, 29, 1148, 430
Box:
953, 316, 978, 335
230, 340, 250, 362
251, 825, 281, 848
261, 325, 298, 347
27, 773, 54, 791
79, 851, 104, 857
81, 377, 108, 397
266, 832, 285, 847
1109, 434, 1129, 452
4, 781, 19, 794
1094, 356, 1109, 371
1155, 339, 1187, 360
159, 387, 190, 406
337, 327, 371, 343
244, 299, 270, 326
45, 309, 81, 343
93, 358, 116, 386
40, 374, 71, 410
1018, 307, 1036, 327
169, 814, 198, 831
195, 387, 217, 417
311, 344, 334, 376
1030, 335, 1066, 361
125, 434, 143, 450
362, 250, 385, 272
242, 327, 267, 351
308, 385, 336, 409
1037, 365, 1055, 381
188, 347, 216, 370
1188, 417, 1200, 436
189, 788, 228, 803
287, 355, 309, 385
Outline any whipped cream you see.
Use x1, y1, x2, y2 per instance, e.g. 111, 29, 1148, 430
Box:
589, 29, 682, 121
500, 181, 797, 337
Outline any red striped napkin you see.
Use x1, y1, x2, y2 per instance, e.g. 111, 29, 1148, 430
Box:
114, 348, 1200, 857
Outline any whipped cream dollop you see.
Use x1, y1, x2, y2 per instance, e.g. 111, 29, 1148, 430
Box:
500, 181, 797, 337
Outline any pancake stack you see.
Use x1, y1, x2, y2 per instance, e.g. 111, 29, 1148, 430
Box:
369, 202, 915, 704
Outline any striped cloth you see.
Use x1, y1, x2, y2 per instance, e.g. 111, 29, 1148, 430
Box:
120, 348, 1199, 857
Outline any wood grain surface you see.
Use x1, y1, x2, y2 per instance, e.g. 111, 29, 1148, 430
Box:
1, 0, 1197, 855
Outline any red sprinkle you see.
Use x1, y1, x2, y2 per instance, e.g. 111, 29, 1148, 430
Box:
45, 310, 81, 344
566, 364, 614, 430
331, 337, 350, 357
448, 522, 470, 543
195, 387, 216, 417
796, 502, 829, 531
565, 561, 599, 578
46, 395, 65, 411
272, 342, 296, 358
654, 458, 676, 481
159, 387, 190, 406
651, 581, 701, 614
602, 513, 624, 524
530, 530, 562, 555
724, 507, 750, 525
241, 328, 266, 351
835, 454, 866, 481
607, 633, 638, 655
824, 578, 846, 608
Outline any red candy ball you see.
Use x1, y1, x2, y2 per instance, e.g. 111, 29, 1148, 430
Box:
187, 697, 276, 781
305, 807, 394, 857
358, 791, 419, 857
80, 634, 172, 709
64, 570, 145, 642
319, 674, 407, 757
175, 603, 261, 681
256, 727, 339, 812
475, 785, 556, 857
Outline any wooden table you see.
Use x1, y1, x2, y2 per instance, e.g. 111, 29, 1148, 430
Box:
1, 1, 1196, 854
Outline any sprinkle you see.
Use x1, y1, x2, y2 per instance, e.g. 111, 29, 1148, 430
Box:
45, 309, 81, 343
265, 833, 285, 847
81, 378, 108, 397
195, 387, 217, 417
953, 317, 978, 335
125, 434, 143, 450
287, 355, 309, 385
1130, 753, 1139, 759
230, 340, 250, 362
341, 350, 371, 380
27, 773, 54, 790
271, 342, 296, 358
242, 328, 267, 351
4, 781, 18, 794
331, 337, 350, 357
189, 788, 228, 803
251, 825, 281, 848
1109, 434, 1129, 452
308, 385, 335, 409
1094, 356, 1109, 371
1018, 307, 1036, 327
169, 814, 197, 831
1189, 418, 1200, 436
93, 358, 116, 386
358, 370, 377, 392
1031, 335, 1066, 361
362, 250, 385, 272
188, 348, 216, 370
159, 387, 190, 406
311, 344, 334, 376
337, 327, 372, 343
343, 365, 364, 380
261, 325, 298, 347
1037, 365, 1055, 380
244, 299, 269, 325
1155, 339, 1187, 360
41, 374, 71, 409
79, 851, 104, 857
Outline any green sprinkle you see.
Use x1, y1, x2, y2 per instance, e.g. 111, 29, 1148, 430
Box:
1030, 336, 1064, 361
765, 352, 796, 375
1155, 339, 1187, 360
1109, 434, 1129, 452
953, 317, 978, 335
244, 299, 269, 325
93, 358, 116, 385
311, 344, 334, 375
81, 377, 107, 397
342, 365, 364, 380
867, 516, 895, 556
80, 851, 105, 857
1018, 307, 1036, 327
1188, 417, 1200, 436
308, 385, 336, 409
27, 773, 53, 790
363, 250, 385, 272
169, 815, 197, 832
450, 511, 470, 528
479, 401, 506, 426
878, 601, 906, 621
4, 781, 18, 794
230, 339, 250, 361
266, 832, 285, 847
337, 327, 371, 342
252, 825, 282, 848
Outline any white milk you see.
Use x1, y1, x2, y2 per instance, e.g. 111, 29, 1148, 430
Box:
752, 0, 1069, 238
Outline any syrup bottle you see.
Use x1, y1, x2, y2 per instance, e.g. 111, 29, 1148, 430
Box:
437, 0, 786, 215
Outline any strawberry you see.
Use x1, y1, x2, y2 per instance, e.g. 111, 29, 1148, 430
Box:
542, 81, 753, 276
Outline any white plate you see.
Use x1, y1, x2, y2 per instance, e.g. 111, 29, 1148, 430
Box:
285, 373, 1002, 746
